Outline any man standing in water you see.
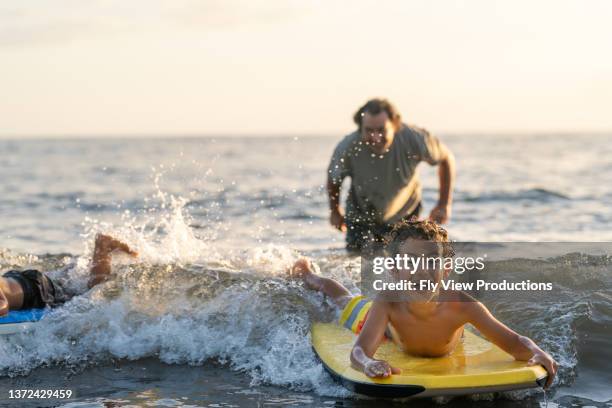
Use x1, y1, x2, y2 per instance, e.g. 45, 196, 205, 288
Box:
327, 98, 455, 251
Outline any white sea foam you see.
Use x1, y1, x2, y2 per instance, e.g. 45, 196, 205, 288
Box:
0, 194, 350, 397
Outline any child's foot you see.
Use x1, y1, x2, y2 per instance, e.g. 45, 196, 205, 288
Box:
289, 258, 313, 278
290, 258, 322, 291
95, 234, 138, 257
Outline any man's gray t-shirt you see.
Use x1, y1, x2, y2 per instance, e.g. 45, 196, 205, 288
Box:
328, 124, 444, 225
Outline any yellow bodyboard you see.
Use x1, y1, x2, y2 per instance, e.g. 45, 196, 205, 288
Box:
311, 322, 547, 398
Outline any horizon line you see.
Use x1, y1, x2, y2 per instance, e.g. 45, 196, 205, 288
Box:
1, 130, 611, 141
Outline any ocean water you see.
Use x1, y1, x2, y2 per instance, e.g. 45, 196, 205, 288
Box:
0, 135, 611, 407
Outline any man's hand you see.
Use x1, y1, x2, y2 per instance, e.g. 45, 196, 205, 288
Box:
330, 208, 347, 232
429, 202, 451, 224
363, 359, 401, 378
528, 350, 558, 388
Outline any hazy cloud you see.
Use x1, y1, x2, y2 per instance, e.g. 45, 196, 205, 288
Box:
173, 0, 307, 29
0, 0, 306, 47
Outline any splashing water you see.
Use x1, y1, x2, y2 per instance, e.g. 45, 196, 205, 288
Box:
2, 192, 609, 406
0, 136, 611, 407
0, 191, 351, 400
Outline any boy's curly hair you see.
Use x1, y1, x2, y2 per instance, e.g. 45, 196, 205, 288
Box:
383, 219, 455, 257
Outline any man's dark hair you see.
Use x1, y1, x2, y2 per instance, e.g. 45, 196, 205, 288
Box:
353, 98, 402, 131
383, 219, 455, 257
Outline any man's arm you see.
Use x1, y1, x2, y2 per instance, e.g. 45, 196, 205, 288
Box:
327, 139, 350, 233
429, 143, 455, 224
327, 178, 347, 232
350, 302, 401, 378
465, 301, 558, 388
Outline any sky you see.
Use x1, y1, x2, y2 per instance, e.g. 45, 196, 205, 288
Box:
1, 0, 611, 137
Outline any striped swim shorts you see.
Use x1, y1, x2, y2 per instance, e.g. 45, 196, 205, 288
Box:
338, 295, 372, 334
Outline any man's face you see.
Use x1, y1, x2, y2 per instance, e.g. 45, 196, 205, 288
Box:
360, 111, 396, 154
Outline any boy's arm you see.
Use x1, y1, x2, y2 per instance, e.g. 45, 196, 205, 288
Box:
0, 286, 8, 316
350, 301, 401, 378
465, 301, 558, 388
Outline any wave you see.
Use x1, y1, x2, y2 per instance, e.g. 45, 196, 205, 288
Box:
1, 194, 610, 402
461, 188, 571, 203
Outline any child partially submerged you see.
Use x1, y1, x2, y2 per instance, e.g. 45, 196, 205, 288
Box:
291, 220, 557, 388
0, 234, 137, 316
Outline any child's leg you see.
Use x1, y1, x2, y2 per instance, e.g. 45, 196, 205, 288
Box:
87, 234, 138, 288
290, 259, 353, 308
